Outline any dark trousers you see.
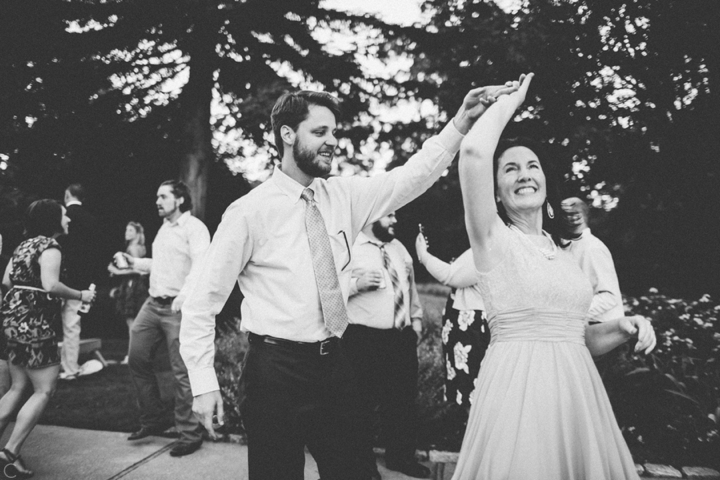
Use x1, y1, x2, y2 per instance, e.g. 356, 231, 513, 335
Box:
343, 324, 420, 466
128, 298, 202, 445
239, 334, 368, 480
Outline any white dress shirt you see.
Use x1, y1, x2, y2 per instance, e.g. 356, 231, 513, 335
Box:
347, 233, 423, 330
421, 248, 485, 311
180, 121, 464, 395
133, 211, 210, 302
566, 228, 624, 322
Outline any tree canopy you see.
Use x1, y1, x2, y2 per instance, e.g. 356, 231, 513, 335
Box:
1, 0, 718, 296
388, 0, 720, 297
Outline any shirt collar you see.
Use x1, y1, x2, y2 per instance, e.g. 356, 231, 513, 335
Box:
164, 210, 191, 226
65, 200, 82, 207
271, 166, 321, 204
358, 232, 387, 247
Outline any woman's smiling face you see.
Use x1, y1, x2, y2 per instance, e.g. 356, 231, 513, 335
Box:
495, 146, 546, 216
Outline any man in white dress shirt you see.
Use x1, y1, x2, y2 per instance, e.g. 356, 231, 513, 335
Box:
345, 212, 429, 479
180, 83, 518, 479
561, 197, 624, 322
123, 180, 210, 457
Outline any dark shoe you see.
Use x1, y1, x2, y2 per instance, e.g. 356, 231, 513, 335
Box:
169, 441, 202, 457
0, 448, 33, 478
127, 425, 168, 441
385, 458, 431, 479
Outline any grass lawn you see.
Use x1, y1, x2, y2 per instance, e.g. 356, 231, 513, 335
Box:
38, 284, 459, 447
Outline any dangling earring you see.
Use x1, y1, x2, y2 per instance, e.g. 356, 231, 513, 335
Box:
546, 202, 554, 219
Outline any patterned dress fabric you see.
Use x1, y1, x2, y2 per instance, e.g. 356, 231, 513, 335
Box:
1, 236, 63, 369
452, 227, 639, 480
441, 292, 491, 408
115, 273, 149, 318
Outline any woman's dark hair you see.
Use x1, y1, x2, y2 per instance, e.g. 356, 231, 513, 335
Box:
492, 138, 568, 248
160, 180, 192, 213
271, 90, 341, 157
24, 199, 64, 238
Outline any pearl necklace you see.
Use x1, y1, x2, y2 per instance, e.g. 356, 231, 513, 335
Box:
510, 225, 557, 260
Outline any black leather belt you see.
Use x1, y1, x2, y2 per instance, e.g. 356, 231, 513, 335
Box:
151, 296, 176, 306
248, 333, 338, 356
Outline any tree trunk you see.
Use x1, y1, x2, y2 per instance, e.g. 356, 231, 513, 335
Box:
178, 3, 216, 220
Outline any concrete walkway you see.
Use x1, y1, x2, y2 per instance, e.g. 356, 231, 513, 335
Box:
0, 424, 439, 480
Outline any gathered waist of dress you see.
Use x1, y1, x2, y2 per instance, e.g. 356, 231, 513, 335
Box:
488, 308, 586, 345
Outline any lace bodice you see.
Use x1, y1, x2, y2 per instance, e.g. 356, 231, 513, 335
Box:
477, 226, 593, 323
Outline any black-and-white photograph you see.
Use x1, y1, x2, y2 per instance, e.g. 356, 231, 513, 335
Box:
0, 0, 718, 478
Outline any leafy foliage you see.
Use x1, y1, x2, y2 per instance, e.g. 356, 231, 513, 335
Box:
390, 0, 720, 297
600, 290, 720, 469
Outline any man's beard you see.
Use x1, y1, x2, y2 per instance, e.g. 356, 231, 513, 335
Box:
294, 141, 332, 178
372, 222, 395, 243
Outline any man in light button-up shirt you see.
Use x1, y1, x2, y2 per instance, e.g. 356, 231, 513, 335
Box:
124, 180, 210, 458
181, 84, 519, 479
561, 197, 624, 323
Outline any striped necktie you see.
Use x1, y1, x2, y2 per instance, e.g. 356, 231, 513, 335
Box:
301, 188, 349, 338
374, 242, 407, 329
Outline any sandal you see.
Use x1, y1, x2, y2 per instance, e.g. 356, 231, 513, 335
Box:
0, 448, 33, 478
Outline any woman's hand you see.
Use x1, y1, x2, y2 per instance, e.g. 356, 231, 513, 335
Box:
80, 289, 97, 304
453, 82, 523, 134
619, 315, 657, 354
415, 233, 429, 265
497, 73, 534, 112
108, 263, 121, 276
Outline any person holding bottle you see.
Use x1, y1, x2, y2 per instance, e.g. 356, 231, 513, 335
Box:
414, 233, 490, 411
0, 199, 96, 478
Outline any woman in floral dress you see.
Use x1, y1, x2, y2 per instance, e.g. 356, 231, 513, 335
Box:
415, 236, 490, 410
0, 200, 97, 477
108, 221, 149, 364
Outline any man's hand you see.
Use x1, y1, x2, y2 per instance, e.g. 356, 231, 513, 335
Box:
121, 253, 136, 268
453, 81, 522, 134
193, 391, 225, 441
619, 315, 657, 354
355, 269, 384, 292
171, 296, 184, 313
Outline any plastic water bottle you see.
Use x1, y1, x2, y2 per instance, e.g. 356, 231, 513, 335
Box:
78, 283, 96, 314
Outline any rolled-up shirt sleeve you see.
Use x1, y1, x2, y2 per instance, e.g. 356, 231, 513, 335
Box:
423, 249, 477, 288
584, 244, 623, 321
133, 257, 153, 274
180, 202, 252, 396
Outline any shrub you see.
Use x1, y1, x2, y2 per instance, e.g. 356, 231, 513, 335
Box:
213, 318, 248, 436
212, 286, 720, 470
601, 290, 720, 469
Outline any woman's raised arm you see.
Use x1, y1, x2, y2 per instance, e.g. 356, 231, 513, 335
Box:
459, 73, 534, 272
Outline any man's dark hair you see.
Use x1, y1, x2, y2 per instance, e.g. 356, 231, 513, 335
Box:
271, 91, 341, 157
24, 199, 64, 238
66, 183, 85, 202
160, 180, 192, 213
